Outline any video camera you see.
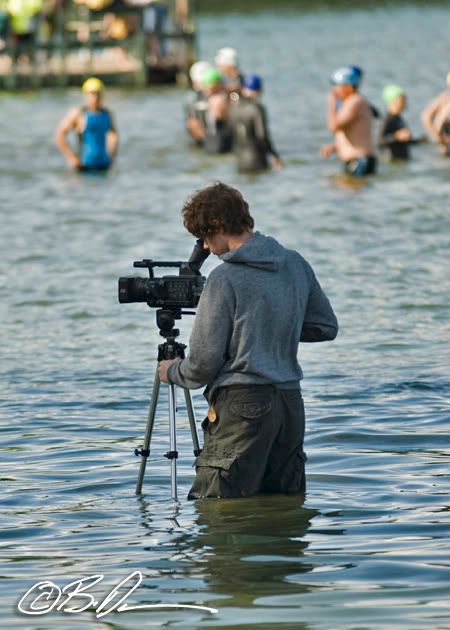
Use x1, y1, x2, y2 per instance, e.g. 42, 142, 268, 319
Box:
118, 239, 209, 310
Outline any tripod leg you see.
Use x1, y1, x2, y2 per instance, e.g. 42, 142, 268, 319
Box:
136, 369, 161, 495
183, 388, 201, 456
168, 383, 178, 500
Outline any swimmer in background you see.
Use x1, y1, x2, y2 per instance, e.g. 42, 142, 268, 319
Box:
320, 65, 376, 176
201, 68, 233, 154
379, 85, 425, 161
185, 60, 211, 146
421, 73, 450, 156
56, 78, 118, 171
230, 74, 283, 173
347, 66, 380, 119
214, 47, 244, 95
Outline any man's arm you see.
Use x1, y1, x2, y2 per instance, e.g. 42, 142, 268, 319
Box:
166, 271, 235, 388
107, 111, 119, 163
433, 100, 450, 139
327, 92, 360, 133
379, 116, 412, 146
208, 93, 229, 122
421, 94, 445, 139
55, 107, 82, 168
300, 266, 338, 342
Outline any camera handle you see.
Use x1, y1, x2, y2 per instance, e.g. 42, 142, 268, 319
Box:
135, 313, 201, 499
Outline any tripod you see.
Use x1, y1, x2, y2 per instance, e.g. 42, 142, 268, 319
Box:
135, 308, 202, 499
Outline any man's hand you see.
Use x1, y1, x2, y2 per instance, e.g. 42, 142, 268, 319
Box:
327, 89, 338, 111
158, 358, 181, 383
271, 156, 284, 170
320, 143, 336, 158
68, 154, 82, 169
394, 128, 412, 142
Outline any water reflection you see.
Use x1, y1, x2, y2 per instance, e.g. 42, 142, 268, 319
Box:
137, 495, 318, 611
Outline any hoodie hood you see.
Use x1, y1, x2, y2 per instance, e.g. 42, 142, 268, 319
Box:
220, 231, 287, 272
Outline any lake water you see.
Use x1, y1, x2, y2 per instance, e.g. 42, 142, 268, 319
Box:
1, 2, 450, 628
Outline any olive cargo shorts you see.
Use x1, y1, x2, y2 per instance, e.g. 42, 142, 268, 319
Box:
188, 385, 306, 499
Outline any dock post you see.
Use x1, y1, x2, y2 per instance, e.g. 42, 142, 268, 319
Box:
4, 30, 17, 90
136, 9, 147, 87
59, 5, 68, 88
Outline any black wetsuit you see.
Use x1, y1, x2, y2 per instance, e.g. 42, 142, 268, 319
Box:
379, 113, 411, 160
230, 97, 280, 173
438, 116, 450, 156
369, 103, 380, 119
204, 117, 233, 154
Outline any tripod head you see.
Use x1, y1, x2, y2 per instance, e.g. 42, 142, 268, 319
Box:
156, 307, 196, 361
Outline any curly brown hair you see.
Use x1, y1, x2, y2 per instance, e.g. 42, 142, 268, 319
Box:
182, 182, 254, 239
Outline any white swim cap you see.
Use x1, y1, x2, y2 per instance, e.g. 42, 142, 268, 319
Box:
214, 47, 238, 67
189, 61, 212, 85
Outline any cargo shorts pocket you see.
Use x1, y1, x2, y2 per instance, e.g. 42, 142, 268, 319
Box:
188, 453, 240, 499
229, 391, 272, 421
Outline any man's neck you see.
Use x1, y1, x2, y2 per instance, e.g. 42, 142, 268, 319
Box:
226, 230, 254, 252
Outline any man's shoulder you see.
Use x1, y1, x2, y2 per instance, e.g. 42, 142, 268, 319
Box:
340, 92, 364, 111
285, 247, 311, 270
207, 262, 231, 282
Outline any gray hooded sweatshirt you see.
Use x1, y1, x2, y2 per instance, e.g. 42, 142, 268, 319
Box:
168, 231, 338, 400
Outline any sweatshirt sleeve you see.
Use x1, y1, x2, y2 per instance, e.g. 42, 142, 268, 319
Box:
300, 265, 338, 342
167, 270, 235, 389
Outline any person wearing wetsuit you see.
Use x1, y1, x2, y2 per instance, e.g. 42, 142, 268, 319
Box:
201, 68, 233, 155
229, 74, 283, 173
185, 60, 211, 147
56, 77, 119, 171
214, 47, 244, 96
379, 85, 424, 161
321, 65, 377, 177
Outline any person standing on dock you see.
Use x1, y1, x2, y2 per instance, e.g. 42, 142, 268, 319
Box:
56, 77, 119, 172
320, 65, 376, 176
230, 74, 283, 173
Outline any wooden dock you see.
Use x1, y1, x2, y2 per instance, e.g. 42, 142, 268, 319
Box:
0, 0, 196, 90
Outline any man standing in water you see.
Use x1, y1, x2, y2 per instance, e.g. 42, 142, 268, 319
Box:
56, 78, 119, 171
214, 46, 244, 95
230, 74, 283, 173
321, 66, 376, 176
201, 68, 233, 154
158, 182, 338, 499
421, 73, 450, 156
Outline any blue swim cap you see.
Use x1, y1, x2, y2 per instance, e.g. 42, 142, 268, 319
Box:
243, 74, 263, 91
349, 65, 363, 84
330, 66, 360, 87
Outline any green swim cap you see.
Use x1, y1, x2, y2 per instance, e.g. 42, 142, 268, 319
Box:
202, 68, 223, 87
382, 84, 405, 106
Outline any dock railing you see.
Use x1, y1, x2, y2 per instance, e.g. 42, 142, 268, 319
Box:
0, 0, 196, 90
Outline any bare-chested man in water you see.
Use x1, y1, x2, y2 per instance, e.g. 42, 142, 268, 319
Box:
421, 73, 450, 157
321, 66, 377, 176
